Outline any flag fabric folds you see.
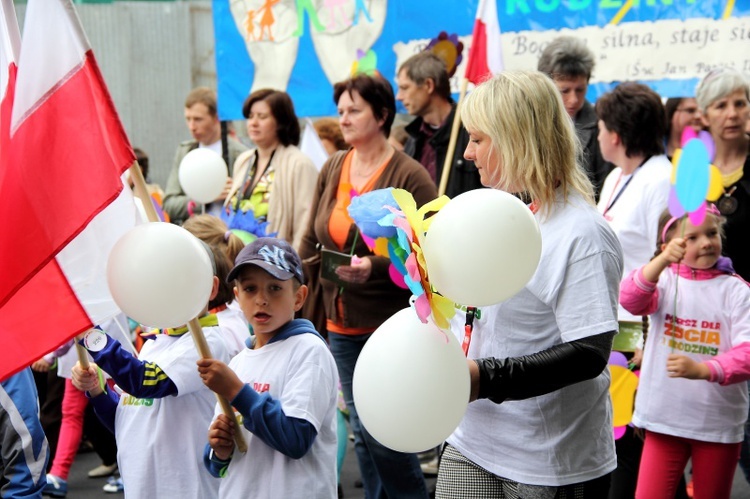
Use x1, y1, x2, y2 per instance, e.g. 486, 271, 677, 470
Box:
299, 118, 329, 172
0, 0, 137, 381
464, 0, 504, 85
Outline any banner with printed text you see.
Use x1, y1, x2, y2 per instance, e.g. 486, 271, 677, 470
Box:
213, 0, 750, 119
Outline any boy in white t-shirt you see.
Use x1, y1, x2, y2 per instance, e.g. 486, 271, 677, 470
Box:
70, 244, 231, 499
197, 238, 339, 499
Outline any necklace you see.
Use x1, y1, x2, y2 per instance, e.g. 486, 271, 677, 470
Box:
353, 146, 391, 178
718, 185, 738, 215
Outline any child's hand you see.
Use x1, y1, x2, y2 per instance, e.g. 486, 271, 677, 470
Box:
71, 362, 104, 396
666, 354, 710, 380
208, 414, 236, 461
197, 358, 244, 400
660, 237, 686, 265
31, 358, 52, 373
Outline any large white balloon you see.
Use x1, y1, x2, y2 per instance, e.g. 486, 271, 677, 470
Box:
422, 189, 542, 307
178, 148, 228, 204
107, 222, 214, 328
353, 308, 470, 453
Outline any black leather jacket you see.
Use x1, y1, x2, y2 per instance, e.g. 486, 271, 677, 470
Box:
475, 331, 615, 404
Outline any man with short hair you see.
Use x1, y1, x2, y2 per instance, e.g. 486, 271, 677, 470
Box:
538, 36, 611, 200
163, 87, 247, 224
396, 52, 483, 198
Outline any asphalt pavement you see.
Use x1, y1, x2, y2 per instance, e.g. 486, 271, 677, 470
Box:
61, 442, 748, 498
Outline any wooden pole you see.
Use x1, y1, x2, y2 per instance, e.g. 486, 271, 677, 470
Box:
188, 318, 248, 453
437, 78, 470, 197
75, 330, 94, 369
128, 161, 159, 223
130, 160, 248, 453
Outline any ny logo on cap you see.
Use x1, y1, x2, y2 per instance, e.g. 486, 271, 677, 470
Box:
258, 244, 294, 274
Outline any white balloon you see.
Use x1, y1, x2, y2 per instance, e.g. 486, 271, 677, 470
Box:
353, 308, 470, 453
178, 148, 228, 204
107, 222, 214, 328
422, 189, 542, 307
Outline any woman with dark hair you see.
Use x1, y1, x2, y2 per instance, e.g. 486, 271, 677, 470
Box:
664, 97, 702, 160
595, 82, 672, 499
223, 88, 318, 249
299, 74, 436, 499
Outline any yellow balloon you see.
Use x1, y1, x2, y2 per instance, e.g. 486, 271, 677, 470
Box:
707, 164, 723, 201
609, 365, 639, 427
431, 40, 457, 73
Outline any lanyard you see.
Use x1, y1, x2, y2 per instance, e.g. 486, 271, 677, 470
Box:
602, 156, 650, 216
234, 148, 276, 212
461, 307, 477, 356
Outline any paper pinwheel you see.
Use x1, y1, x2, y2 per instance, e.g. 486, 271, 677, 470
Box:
669, 127, 724, 225
347, 188, 454, 329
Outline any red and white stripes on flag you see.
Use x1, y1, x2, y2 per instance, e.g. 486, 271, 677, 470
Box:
464, 0, 504, 85
0, 0, 19, 145
0, 0, 138, 381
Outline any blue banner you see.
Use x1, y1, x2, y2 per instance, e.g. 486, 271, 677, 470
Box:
213, 0, 750, 119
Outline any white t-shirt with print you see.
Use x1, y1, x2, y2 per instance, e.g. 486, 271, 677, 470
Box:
216, 333, 338, 499
114, 327, 229, 499
633, 272, 750, 443
216, 305, 250, 358
447, 192, 623, 487
597, 155, 671, 322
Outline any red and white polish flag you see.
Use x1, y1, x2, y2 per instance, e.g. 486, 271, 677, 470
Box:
464, 0, 504, 85
0, 0, 138, 381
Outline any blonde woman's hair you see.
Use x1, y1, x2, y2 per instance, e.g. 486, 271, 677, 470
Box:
460, 70, 593, 217
182, 215, 245, 265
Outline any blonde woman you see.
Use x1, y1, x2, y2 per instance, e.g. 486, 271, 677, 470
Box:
435, 71, 623, 498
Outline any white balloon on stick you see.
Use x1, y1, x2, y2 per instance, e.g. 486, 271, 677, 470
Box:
106, 222, 213, 328
178, 148, 228, 204
422, 189, 542, 307
353, 307, 470, 453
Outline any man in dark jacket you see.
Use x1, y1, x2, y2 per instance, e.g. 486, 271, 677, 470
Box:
538, 36, 612, 201
396, 52, 483, 198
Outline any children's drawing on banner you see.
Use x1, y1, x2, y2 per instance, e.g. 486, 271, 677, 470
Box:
214, 0, 750, 119
227, 0, 385, 96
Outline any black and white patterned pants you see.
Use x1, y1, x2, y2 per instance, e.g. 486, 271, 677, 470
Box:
435, 443, 611, 499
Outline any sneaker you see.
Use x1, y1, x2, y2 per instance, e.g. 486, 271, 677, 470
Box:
43, 474, 67, 498
88, 462, 118, 478
103, 476, 124, 494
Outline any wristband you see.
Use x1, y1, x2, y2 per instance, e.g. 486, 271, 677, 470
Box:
208, 448, 232, 464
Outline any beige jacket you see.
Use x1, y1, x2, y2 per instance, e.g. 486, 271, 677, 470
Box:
225, 144, 318, 249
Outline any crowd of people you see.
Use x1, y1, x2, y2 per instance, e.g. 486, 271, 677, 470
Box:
2, 34, 750, 499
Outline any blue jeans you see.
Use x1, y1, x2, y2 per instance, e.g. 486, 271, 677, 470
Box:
329, 332, 428, 499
